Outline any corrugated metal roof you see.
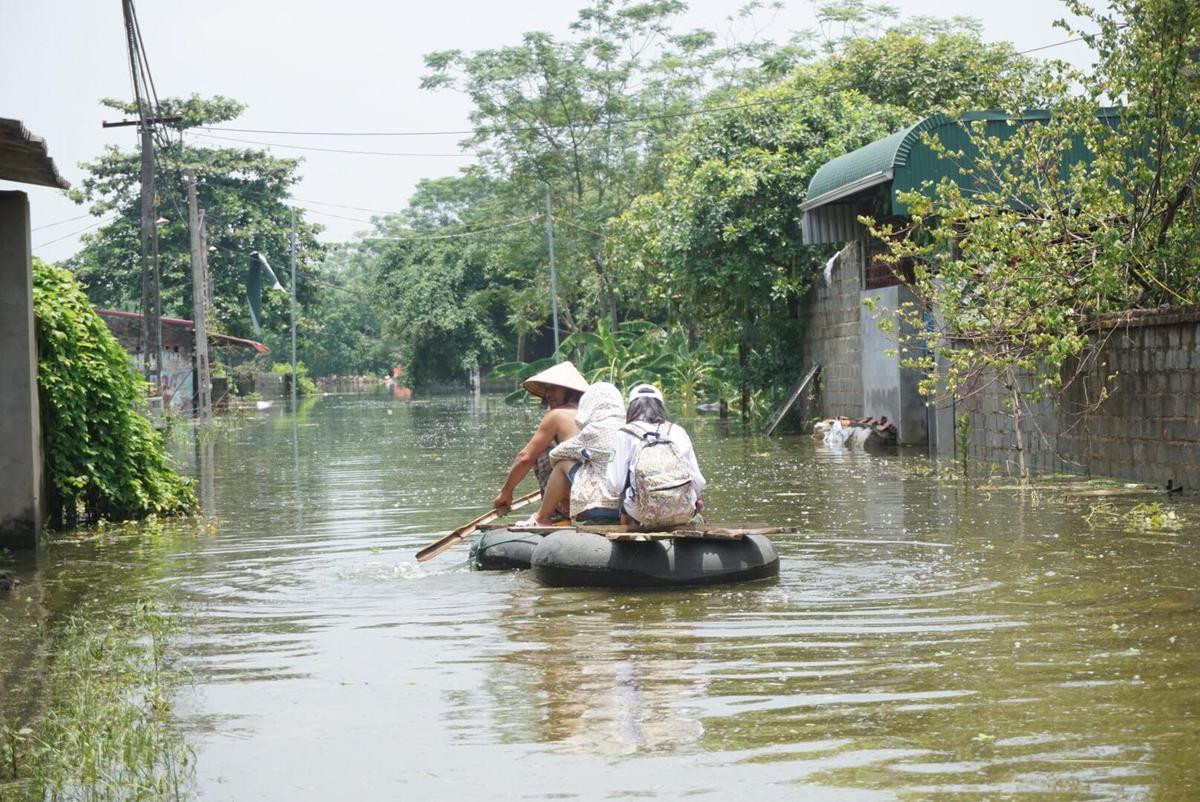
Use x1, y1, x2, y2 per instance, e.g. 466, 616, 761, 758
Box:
801, 114, 951, 210
96, 309, 270, 354
0, 118, 69, 189
800, 109, 1120, 243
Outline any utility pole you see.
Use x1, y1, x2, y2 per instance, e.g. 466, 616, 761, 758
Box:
107, 0, 181, 395
289, 207, 298, 410
544, 188, 561, 358
186, 172, 212, 422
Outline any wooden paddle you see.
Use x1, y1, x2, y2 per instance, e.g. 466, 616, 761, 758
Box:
414, 490, 543, 562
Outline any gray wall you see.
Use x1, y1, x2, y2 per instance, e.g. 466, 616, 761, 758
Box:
799, 239, 929, 445
0, 191, 46, 547
961, 314, 1200, 488
859, 285, 928, 445
799, 240, 864, 419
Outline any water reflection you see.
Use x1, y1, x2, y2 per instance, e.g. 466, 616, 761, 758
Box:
2, 394, 1198, 800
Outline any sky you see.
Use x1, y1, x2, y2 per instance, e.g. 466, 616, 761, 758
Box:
1, 0, 1096, 263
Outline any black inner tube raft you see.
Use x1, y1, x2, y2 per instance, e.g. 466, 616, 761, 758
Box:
530, 530, 779, 588
471, 527, 545, 570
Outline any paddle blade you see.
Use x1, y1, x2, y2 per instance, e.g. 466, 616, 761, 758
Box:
414, 528, 469, 562
413, 491, 542, 563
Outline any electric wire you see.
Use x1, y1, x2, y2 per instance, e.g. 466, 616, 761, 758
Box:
190, 32, 1095, 141
187, 131, 471, 158
32, 213, 94, 232
33, 216, 115, 252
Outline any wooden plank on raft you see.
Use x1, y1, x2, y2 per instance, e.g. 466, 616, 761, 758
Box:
476, 522, 785, 539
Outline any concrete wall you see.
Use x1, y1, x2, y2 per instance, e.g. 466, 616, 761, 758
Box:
97, 312, 195, 414
799, 238, 929, 445
961, 313, 1200, 488
0, 191, 46, 548
800, 240, 864, 419
859, 285, 928, 445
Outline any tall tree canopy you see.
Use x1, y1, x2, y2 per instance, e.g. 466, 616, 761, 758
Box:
68, 95, 322, 355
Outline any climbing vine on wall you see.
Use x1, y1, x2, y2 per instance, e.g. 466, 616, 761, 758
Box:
32, 260, 195, 525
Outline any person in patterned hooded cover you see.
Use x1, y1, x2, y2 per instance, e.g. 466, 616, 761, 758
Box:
513, 381, 625, 527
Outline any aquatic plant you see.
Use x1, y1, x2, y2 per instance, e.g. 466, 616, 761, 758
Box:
0, 601, 193, 801
32, 261, 195, 527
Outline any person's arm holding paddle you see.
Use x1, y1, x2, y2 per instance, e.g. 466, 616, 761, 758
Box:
493, 408, 573, 510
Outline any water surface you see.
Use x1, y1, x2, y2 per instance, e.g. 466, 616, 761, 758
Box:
3, 394, 1198, 800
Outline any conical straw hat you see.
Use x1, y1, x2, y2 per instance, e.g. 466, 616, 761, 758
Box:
522, 360, 589, 398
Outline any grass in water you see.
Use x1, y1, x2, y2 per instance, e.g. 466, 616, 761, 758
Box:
0, 601, 193, 801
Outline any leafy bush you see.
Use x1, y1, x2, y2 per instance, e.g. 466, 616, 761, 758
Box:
270, 361, 319, 396
33, 261, 194, 525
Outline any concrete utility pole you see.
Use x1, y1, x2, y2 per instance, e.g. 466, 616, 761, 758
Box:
186, 172, 212, 422
137, 120, 162, 391
289, 206, 298, 410
544, 188, 561, 358
106, 0, 181, 394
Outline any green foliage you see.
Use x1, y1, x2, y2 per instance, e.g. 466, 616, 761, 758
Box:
605, 18, 1031, 415
418, 0, 811, 335
32, 260, 195, 525
866, 0, 1200, 475
67, 95, 326, 361
492, 319, 731, 410
301, 243, 398, 378
0, 601, 192, 800
374, 231, 509, 388
269, 361, 319, 396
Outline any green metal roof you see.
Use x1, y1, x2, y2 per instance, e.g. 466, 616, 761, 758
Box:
802, 109, 1118, 222
802, 114, 952, 210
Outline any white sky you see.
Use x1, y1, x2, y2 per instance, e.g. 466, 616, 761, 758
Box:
2, 0, 1095, 262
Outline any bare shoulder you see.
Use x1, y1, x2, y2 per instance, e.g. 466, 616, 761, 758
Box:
544, 407, 580, 439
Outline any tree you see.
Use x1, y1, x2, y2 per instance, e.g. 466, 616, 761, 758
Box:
420, 0, 809, 332
867, 0, 1200, 475
67, 95, 323, 354
606, 20, 1036, 417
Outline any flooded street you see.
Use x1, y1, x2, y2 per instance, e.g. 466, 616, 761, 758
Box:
3, 394, 1200, 800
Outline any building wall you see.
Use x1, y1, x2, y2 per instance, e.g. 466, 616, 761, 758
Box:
800, 240, 864, 419
0, 192, 46, 548
97, 312, 195, 414
859, 284, 929, 445
960, 313, 1200, 488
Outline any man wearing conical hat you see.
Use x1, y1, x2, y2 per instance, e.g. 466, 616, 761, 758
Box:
492, 361, 589, 512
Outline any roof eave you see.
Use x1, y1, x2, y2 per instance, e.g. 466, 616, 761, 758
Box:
799, 169, 893, 212
0, 118, 69, 190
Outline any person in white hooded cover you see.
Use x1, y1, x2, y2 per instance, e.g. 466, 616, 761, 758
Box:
607, 383, 706, 528
513, 382, 626, 527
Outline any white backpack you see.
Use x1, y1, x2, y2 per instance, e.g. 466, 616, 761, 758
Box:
622, 423, 695, 528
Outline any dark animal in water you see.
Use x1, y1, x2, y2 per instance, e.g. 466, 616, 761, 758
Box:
0, 573, 19, 593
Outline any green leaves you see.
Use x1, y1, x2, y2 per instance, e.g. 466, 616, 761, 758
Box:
32, 260, 195, 525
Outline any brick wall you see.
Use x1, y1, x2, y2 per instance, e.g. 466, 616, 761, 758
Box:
799, 240, 864, 419
961, 312, 1200, 489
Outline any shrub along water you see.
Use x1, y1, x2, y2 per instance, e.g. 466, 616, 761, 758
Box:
32, 261, 195, 526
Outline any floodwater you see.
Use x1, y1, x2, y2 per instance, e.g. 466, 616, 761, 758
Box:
3, 394, 1200, 800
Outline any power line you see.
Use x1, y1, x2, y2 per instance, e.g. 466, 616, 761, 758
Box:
1016, 35, 1087, 55
186, 131, 473, 157
32, 216, 115, 252
191, 33, 1093, 142
32, 213, 93, 232
358, 216, 539, 241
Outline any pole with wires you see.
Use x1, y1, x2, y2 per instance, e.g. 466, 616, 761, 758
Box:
289, 206, 298, 411
544, 188, 560, 359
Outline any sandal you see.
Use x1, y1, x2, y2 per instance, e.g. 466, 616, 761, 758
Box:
511, 515, 545, 529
